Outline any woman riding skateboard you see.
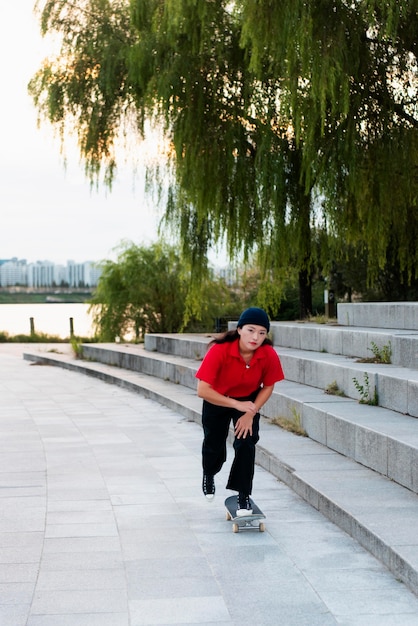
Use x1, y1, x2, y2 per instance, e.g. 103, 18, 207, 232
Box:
196, 307, 284, 515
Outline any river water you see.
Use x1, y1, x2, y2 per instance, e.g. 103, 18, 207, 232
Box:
0, 303, 95, 338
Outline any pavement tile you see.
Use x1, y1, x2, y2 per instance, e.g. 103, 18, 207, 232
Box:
36, 569, 126, 591
43, 537, 121, 554
0, 604, 30, 626
27, 616, 129, 626
0, 563, 39, 584
0, 582, 35, 604
129, 596, 231, 625
44, 523, 118, 538
30, 589, 128, 615
40, 551, 124, 571
3, 344, 418, 625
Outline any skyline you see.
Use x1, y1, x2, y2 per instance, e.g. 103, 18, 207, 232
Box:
0, 256, 102, 266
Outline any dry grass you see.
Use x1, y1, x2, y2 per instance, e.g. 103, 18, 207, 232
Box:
325, 381, 347, 397
271, 409, 307, 437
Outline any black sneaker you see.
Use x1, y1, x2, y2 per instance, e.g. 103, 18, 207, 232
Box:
237, 493, 253, 516
202, 474, 215, 500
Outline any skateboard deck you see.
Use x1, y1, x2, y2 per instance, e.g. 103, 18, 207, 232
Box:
225, 495, 266, 533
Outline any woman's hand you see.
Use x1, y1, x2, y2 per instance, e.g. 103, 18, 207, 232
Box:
197, 382, 259, 416
235, 400, 257, 415
234, 412, 254, 439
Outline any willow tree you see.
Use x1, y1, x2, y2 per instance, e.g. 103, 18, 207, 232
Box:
29, 1, 418, 320
28, 0, 320, 317
90, 242, 189, 340
242, 0, 418, 284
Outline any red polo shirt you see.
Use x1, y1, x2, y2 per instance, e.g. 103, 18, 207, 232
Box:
195, 339, 284, 398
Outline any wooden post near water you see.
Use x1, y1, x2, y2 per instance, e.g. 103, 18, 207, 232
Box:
27, 316, 77, 338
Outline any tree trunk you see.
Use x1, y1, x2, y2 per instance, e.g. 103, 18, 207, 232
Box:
298, 268, 312, 319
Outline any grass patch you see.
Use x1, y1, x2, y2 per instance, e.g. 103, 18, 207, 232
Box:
325, 381, 347, 397
306, 314, 340, 325
271, 408, 307, 436
356, 341, 392, 364
70, 337, 84, 358
0, 330, 98, 343
0, 291, 93, 304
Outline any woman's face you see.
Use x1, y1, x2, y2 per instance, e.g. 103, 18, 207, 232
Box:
237, 324, 267, 352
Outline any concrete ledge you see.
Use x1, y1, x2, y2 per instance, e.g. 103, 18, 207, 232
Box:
25, 344, 418, 496
83, 342, 411, 415
81, 343, 199, 390
77, 344, 418, 492
266, 379, 418, 494
338, 302, 418, 330
149, 326, 418, 368
143, 335, 418, 416
271, 322, 418, 368
277, 347, 418, 417
144, 333, 211, 360
23, 351, 202, 424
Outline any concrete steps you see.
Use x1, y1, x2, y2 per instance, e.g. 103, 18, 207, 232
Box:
338, 302, 418, 330
21, 303, 418, 596
77, 337, 418, 497
22, 342, 418, 597
277, 347, 418, 416
270, 321, 418, 368
145, 328, 418, 414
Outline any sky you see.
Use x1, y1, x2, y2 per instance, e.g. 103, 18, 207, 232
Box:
0, 2, 164, 265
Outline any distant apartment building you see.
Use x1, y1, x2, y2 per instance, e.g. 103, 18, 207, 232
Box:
67, 260, 101, 287
84, 262, 102, 287
0, 258, 102, 288
27, 261, 67, 288
0, 258, 28, 286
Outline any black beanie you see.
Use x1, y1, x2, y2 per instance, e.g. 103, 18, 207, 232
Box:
237, 307, 270, 332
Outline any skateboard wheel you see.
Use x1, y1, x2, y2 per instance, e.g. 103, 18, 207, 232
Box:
232, 523, 239, 533
259, 522, 265, 532
226, 511, 232, 521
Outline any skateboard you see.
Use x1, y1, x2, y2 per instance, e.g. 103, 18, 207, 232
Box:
225, 495, 266, 533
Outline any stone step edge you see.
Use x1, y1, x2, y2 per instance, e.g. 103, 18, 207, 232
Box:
22, 350, 418, 597
76, 343, 418, 495
142, 336, 418, 416
82, 342, 418, 420
145, 328, 418, 369
268, 381, 418, 495
337, 302, 418, 330
277, 348, 418, 418
270, 323, 418, 369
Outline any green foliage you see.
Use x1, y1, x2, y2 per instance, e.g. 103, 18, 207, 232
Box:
30, 0, 137, 184
356, 341, 393, 364
0, 290, 93, 304
352, 373, 379, 405
29, 0, 418, 315
89, 241, 188, 340
369, 341, 392, 365
70, 337, 83, 358
330, 235, 418, 302
241, 0, 418, 283
88, 241, 249, 339
0, 331, 95, 343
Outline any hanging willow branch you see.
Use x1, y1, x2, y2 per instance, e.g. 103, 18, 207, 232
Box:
29, 0, 418, 303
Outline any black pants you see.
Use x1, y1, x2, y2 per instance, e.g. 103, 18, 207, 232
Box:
201, 398, 260, 495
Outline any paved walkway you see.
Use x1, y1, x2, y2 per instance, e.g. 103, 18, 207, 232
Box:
2, 345, 418, 625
